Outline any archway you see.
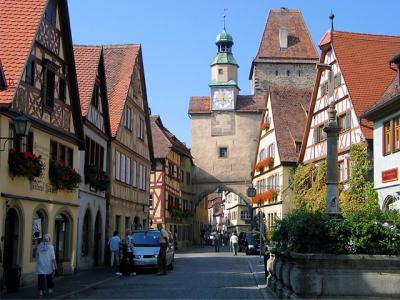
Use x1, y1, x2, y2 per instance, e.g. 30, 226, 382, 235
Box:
383, 195, 396, 211
3, 208, 20, 268
81, 209, 91, 258
54, 212, 72, 267
93, 211, 102, 266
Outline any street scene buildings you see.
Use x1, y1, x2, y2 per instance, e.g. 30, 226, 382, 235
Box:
1, 0, 400, 298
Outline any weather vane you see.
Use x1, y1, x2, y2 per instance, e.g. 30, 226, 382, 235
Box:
223, 8, 228, 30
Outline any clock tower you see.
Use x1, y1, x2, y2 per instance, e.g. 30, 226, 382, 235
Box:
210, 27, 239, 110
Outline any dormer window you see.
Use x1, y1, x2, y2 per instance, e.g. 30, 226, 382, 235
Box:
25, 58, 35, 86
0, 64, 7, 91
92, 84, 100, 110
279, 28, 288, 49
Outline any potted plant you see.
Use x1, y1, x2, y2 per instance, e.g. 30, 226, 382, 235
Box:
49, 160, 81, 191
8, 148, 45, 180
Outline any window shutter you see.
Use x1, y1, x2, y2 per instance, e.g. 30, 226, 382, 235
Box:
115, 151, 120, 180
345, 112, 351, 130
121, 154, 126, 182
313, 127, 317, 143
328, 71, 334, 96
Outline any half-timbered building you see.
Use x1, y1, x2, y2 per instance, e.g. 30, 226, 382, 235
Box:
103, 45, 153, 238
300, 30, 400, 184
0, 0, 84, 285
252, 86, 311, 229
150, 115, 194, 248
364, 53, 400, 211
74, 45, 111, 270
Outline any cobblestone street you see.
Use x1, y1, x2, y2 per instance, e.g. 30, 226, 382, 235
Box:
64, 246, 270, 299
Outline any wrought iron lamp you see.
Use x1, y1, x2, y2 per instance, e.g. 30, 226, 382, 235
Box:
0, 114, 31, 151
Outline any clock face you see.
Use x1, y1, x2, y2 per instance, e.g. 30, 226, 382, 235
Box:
212, 89, 234, 110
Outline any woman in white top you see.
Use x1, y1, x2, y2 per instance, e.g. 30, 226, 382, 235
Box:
36, 233, 56, 298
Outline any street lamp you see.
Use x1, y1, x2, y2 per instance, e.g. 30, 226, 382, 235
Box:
0, 114, 31, 151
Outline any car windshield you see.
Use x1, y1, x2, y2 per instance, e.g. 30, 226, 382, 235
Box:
247, 232, 261, 243
132, 231, 160, 247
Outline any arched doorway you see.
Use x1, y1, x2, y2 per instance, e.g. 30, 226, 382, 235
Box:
133, 216, 140, 230
32, 208, 48, 259
3, 208, 20, 268
383, 195, 396, 211
81, 210, 91, 258
54, 213, 72, 271
93, 212, 102, 266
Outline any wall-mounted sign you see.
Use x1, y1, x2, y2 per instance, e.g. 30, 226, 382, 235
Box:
247, 187, 256, 197
382, 168, 398, 183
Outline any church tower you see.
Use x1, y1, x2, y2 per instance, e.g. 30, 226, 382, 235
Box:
210, 27, 239, 110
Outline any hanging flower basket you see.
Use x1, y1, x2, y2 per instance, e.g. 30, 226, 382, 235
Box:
8, 148, 45, 180
49, 160, 81, 191
261, 122, 270, 131
85, 165, 110, 191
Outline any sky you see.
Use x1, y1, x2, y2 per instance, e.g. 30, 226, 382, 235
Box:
68, 0, 400, 147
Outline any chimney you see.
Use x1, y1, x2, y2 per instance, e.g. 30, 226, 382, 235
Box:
279, 28, 288, 49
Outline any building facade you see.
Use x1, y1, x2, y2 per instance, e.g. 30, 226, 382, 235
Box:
364, 54, 400, 210
74, 46, 111, 270
300, 30, 400, 180
224, 192, 251, 234
0, 0, 84, 285
149, 115, 194, 248
103, 45, 153, 238
252, 86, 311, 229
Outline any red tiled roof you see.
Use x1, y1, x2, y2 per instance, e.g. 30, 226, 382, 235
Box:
103, 44, 140, 137
150, 115, 191, 159
255, 9, 318, 61
188, 95, 264, 114
269, 85, 311, 163
0, 0, 47, 105
332, 31, 400, 138
73, 45, 102, 116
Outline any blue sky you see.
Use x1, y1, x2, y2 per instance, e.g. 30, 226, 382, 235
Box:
68, 0, 399, 146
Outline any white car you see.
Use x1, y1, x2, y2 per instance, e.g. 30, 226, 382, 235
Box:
132, 230, 175, 270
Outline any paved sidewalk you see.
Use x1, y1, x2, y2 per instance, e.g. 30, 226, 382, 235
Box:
2, 266, 118, 299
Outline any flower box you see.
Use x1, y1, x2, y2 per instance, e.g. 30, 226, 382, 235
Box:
262, 156, 274, 168
85, 165, 110, 191
8, 148, 45, 180
255, 161, 264, 172
49, 160, 81, 191
267, 251, 400, 299
261, 122, 270, 131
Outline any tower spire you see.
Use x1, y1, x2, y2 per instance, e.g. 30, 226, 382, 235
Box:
329, 11, 335, 45
223, 8, 228, 31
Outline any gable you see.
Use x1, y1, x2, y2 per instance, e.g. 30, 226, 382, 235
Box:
128, 62, 144, 110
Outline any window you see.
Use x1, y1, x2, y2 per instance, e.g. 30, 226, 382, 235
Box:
43, 67, 55, 109
115, 215, 121, 233
138, 117, 145, 140
115, 151, 121, 180
337, 112, 351, 133
32, 210, 47, 259
50, 140, 73, 167
384, 121, 392, 155
259, 148, 266, 161
334, 73, 342, 88
339, 160, 345, 182
54, 213, 71, 261
186, 172, 191, 185
25, 59, 35, 86
328, 71, 334, 96
320, 81, 328, 97
240, 211, 250, 220
295, 142, 302, 153
286, 70, 290, 76
92, 85, 100, 110
44, 0, 57, 26
219, 147, 228, 158
395, 117, 400, 151
85, 137, 104, 170
181, 170, 184, 182
218, 68, 223, 75
125, 217, 131, 231
131, 160, 137, 186
267, 143, 275, 158
314, 124, 327, 143
59, 78, 66, 102
149, 195, 153, 208
123, 105, 132, 130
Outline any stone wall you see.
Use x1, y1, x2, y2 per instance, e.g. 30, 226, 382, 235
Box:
253, 63, 316, 94
267, 251, 400, 299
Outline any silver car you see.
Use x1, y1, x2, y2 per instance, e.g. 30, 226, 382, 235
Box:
132, 230, 175, 270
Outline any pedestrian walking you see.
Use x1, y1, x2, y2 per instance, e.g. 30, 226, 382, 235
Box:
230, 232, 239, 256
157, 223, 169, 275
214, 232, 220, 252
117, 229, 136, 276
109, 230, 121, 267
36, 233, 56, 298
200, 229, 205, 248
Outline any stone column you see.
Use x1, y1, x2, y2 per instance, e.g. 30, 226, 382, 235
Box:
324, 103, 341, 216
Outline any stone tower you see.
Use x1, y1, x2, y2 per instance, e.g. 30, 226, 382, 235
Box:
189, 25, 264, 202
250, 8, 318, 94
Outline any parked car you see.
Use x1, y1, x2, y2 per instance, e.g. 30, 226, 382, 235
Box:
238, 231, 261, 255
131, 230, 175, 270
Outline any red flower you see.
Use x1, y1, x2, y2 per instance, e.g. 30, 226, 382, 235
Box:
9, 148, 16, 153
